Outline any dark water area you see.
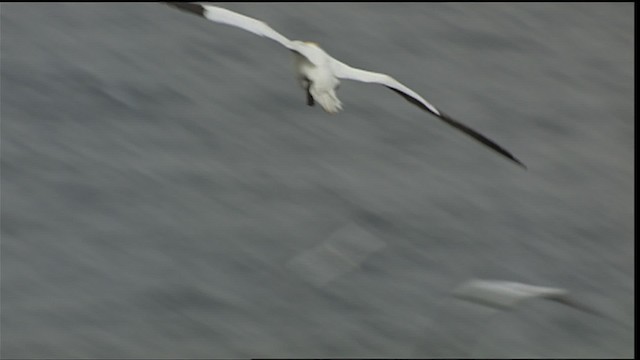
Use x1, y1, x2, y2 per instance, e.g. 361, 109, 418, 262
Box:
1, 3, 633, 358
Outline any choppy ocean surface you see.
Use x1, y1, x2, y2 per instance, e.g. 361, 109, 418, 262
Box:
1, 3, 634, 358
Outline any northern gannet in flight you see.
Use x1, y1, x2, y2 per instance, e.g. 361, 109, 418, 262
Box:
453, 279, 603, 317
165, 2, 526, 168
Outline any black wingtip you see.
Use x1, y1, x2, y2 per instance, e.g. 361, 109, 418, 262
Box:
515, 158, 528, 171
511, 158, 527, 170
165, 2, 206, 17
385, 86, 526, 170
440, 111, 528, 170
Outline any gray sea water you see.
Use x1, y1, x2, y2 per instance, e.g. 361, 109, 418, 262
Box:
1, 3, 634, 358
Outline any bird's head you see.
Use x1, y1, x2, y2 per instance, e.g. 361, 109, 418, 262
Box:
304, 41, 320, 47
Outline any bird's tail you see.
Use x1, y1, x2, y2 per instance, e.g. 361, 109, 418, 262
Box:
311, 89, 342, 114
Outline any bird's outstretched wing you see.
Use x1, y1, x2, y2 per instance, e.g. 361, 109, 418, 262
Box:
453, 280, 569, 310
165, 2, 316, 59
453, 279, 608, 319
330, 59, 526, 168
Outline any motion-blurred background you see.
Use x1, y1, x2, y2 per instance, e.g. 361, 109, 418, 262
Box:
1, 3, 634, 358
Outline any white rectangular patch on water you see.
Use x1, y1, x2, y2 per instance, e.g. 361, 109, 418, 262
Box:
287, 224, 386, 287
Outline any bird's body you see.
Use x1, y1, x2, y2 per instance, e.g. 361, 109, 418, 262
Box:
292, 42, 343, 114
452, 279, 607, 320
166, 2, 526, 168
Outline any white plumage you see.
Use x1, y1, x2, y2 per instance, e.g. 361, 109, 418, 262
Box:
453, 279, 604, 318
166, 3, 525, 168
454, 280, 570, 309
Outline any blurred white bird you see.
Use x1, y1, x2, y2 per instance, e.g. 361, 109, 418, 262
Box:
166, 2, 525, 168
453, 279, 602, 316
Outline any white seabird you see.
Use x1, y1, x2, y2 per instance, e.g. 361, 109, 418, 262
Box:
453, 279, 603, 317
166, 2, 526, 168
